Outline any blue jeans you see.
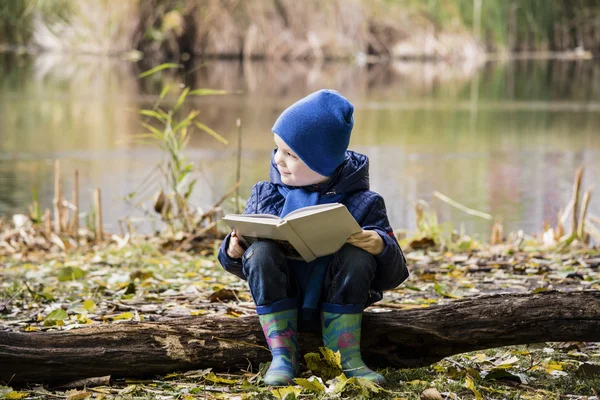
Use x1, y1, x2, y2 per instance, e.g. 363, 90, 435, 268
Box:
241, 240, 378, 309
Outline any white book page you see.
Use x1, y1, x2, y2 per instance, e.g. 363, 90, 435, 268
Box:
284, 203, 342, 220
285, 205, 361, 258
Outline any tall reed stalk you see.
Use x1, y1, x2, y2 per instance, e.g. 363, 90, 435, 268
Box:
128, 63, 230, 234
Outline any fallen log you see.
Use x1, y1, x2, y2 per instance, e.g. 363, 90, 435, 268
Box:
1, 291, 599, 385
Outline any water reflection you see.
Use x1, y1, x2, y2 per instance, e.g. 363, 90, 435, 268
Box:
0, 53, 598, 237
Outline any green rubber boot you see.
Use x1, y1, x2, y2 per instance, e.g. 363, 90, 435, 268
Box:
321, 310, 385, 385
258, 308, 299, 386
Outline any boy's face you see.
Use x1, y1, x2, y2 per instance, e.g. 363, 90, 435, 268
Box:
273, 134, 329, 186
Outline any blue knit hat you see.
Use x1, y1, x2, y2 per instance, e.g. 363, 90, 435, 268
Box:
272, 89, 354, 177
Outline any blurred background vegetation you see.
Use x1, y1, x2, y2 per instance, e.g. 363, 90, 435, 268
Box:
1, 0, 599, 60
1, 0, 599, 238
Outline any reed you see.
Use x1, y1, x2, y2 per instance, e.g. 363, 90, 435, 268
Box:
94, 188, 103, 242
127, 63, 230, 233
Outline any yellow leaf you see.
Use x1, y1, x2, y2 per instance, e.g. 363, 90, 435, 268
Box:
431, 364, 445, 373
331, 374, 350, 394
3, 392, 28, 400
190, 310, 207, 316
294, 377, 325, 393
204, 372, 238, 384
464, 376, 483, 400
25, 326, 39, 332
44, 309, 68, 326
321, 347, 342, 369
118, 385, 137, 395
408, 379, 429, 385
111, 312, 134, 321
83, 299, 96, 312
392, 304, 430, 310
304, 348, 343, 381
347, 377, 382, 394
270, 386, 301, 399
545, 361, 563, 373
76, 314, 93, 324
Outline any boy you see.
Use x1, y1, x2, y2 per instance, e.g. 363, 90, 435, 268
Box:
218, 89, 409, 386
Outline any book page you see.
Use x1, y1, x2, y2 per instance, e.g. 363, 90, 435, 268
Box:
284, 203, 341, 219
222, 215, 288, 241
223, 213, 281, 221
285, 204, 362, 258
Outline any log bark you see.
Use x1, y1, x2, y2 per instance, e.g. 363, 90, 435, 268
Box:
1, 291, 599, 385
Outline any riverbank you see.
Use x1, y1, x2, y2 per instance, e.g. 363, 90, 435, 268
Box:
1, 217, 599, 399
1, 161, 599, 398
2, 0, 599, 64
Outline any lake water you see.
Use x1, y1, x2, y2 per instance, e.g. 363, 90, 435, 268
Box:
1, 53, 599, 239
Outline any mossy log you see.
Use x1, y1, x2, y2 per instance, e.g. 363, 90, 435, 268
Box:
1, 291, 599, 385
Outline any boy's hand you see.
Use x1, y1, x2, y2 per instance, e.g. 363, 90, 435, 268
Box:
347, 230, 384, 255
227, 231, 246, 259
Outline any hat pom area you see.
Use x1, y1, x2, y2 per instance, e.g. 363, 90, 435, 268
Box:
272, 89, 354, 177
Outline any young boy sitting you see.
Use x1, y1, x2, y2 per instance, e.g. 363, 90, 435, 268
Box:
218, 89, 409, 386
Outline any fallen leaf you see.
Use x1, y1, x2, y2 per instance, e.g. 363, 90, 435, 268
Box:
65, 389, 91, 400
118, 385, 137, 395
420, 387, 443, 400
2, 391, 28, 400
576, 362, 600, 377
204, 372, 238, 384
58, 266, 86, 281
44, 308, 68, 326
109, 312, 134, 321
270, 386, 301, 399
434, 282, 462, 299
83, 299, 96, 312
208, 288, 239, 303
0, 387, 13, 396
464, 376, 483, 400
304, 347, 342, 381
294, 376, 325, 393
484, 368, 527, 383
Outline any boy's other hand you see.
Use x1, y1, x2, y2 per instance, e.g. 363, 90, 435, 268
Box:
347, 230, 384, 255
227, 231, 246, 259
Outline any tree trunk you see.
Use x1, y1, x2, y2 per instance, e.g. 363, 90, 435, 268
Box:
1, 291, 599, 385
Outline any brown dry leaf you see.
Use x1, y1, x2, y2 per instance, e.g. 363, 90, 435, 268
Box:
208, 288, 239, 303
409, 237, 436, 250
420, 387, 443, 400
65, 389, 91, 400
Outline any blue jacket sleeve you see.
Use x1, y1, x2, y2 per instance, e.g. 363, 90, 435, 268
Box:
361, 195, 409, 290
217, 183, 261, 280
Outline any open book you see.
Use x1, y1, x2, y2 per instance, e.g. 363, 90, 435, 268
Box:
222, 203, 362, 262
